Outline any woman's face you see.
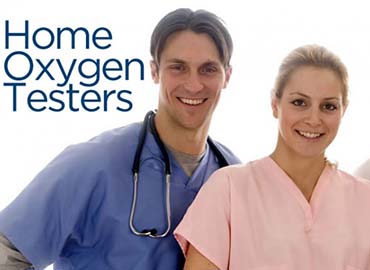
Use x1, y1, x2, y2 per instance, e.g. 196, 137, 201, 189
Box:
272, 66, 346, 159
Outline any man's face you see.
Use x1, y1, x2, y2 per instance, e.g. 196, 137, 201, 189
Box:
151, 30, 231, 132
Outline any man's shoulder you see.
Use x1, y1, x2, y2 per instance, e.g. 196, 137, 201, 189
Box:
72, 122, 141, 153
87, 122, 142, 146
46, 122, 143, 172
210, 139, 241, 165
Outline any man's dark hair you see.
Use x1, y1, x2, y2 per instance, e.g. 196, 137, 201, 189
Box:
150, 8, 233, 68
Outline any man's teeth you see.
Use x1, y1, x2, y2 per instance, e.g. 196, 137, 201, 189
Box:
179, 98, 205, 105
298, 131, 322, 138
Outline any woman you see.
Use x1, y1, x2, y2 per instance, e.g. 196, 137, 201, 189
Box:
174, 44, 370, 270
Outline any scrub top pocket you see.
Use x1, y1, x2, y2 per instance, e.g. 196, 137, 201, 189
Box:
252, 266, 286, 270
346, 266, 362, 270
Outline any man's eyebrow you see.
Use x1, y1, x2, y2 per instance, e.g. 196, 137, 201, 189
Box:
164, 58, 222, 66
201, 60, 222, 66
164, 58, 186, 64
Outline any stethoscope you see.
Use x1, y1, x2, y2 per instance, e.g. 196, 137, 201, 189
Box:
129, 110, 229, 238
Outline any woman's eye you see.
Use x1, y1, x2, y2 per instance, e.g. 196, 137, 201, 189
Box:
322, 103, 338, 111
291, 99, 306, 106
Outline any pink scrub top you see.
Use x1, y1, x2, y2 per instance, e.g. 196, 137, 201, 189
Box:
175, 157, 370, 270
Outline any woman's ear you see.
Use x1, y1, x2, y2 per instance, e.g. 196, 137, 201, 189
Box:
271, 91, 279, 119
342, 100, 349, 117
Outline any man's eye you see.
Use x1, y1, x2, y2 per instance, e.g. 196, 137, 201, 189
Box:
170, 64, 185, 71
202, 67, 217, 73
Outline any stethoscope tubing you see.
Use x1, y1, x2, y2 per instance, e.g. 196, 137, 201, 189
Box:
129, 110, 228, 238
130, 111, 171, 238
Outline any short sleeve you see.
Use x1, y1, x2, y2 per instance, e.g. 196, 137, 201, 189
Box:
0, 143, 105, 269
174, 168, 231, 270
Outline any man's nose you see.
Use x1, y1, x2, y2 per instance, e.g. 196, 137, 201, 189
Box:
183, 71, 204, 92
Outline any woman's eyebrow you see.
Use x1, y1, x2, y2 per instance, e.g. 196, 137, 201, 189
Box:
289, 92, 340, 101
288, 91, 309, 98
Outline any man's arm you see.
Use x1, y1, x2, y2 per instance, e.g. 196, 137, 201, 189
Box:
0, 233, 33, 270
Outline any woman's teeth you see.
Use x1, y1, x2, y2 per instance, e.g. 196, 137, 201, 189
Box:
298, 130, 322, 138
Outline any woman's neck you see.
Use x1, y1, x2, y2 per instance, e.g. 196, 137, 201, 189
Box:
270, 146, 327, 202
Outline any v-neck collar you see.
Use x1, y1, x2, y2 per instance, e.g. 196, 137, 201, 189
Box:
170, 143, 211, 190
143, 131, 211, 189
263, 156, 334, 230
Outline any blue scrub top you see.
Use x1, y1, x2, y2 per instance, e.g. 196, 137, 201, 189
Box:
0, 122, 240, 270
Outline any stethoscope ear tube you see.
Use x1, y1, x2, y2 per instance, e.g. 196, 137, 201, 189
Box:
129, 172, 151, 237
132, 111, 153, 174
148, 111, 171, 175
129, 171, 172, 238
207, 137, 229, 168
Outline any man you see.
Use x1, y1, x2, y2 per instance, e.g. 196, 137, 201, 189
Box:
0, 8, 240, 270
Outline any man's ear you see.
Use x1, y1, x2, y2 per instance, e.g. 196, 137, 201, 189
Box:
150, 60, 159, 84
223, 65, 232, 88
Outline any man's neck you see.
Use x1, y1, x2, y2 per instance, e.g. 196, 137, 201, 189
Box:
166, 144, 206, 177
154, 113, 208, 155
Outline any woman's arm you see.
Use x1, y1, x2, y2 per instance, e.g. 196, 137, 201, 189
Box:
184, 244, 220, 270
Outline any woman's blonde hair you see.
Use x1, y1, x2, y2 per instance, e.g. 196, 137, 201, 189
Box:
273, 44, 349, 106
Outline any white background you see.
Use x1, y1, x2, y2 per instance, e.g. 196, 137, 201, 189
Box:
0, 1, 370, 265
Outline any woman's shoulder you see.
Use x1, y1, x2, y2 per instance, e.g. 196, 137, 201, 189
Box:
335, 167, 370, 194
208, 157, 269, 185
